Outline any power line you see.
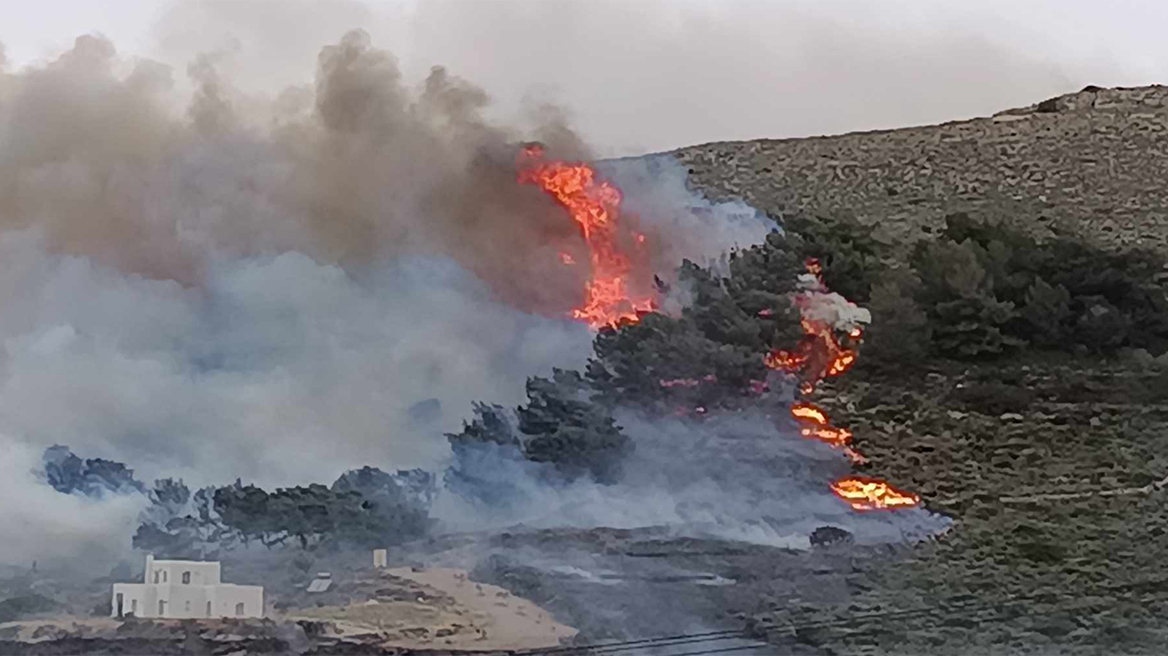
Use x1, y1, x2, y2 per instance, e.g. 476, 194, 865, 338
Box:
517, 572, 1168, 656
513, 629, 749, 656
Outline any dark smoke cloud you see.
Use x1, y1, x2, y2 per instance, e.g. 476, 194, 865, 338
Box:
0, 29, 600, 312
0, 28, 778, 568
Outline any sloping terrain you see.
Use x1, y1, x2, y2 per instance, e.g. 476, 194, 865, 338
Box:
747, 360, 1168, 654
671, 86, 1168, 653
6, 86, 1168, 656
673, 85, 1168, 257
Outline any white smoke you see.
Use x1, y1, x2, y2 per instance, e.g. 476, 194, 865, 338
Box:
434, 409, 952, 548
0, 442, 147, 570
0, 33, 790, 568
599, 154, 780, 271
0, 29, 951, 571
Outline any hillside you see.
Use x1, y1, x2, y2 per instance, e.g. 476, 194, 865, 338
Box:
671, 86, 1168, 654
674, 85, 1168, 256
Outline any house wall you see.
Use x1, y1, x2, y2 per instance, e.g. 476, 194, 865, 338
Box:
111, 583, 263, 618
209, 585, 264, 618
112, 583, 154, 618
112, 557, 263, 619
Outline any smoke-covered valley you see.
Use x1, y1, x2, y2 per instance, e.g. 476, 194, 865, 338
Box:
0, 29, 835, 570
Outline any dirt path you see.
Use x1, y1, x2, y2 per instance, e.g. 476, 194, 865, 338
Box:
284, 566, 577, 651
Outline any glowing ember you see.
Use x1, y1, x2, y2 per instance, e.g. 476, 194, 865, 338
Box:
790, 402, 853, 448
791, 402, 828, 425
560, 253, 575, 265
519, 144, 655, 329
831, 477, 921, 511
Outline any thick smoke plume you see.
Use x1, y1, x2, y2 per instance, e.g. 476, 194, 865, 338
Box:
0, 32, 778, 568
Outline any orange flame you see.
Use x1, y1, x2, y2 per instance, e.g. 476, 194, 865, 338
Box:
831, 477, 921, 511
762, 259, 921, 512
791, 402, 828, 425
790, 402, 853, 448
519, 145, 655, 329
762, 259, 860, 387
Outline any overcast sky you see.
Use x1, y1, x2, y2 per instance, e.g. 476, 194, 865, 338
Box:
3, 0, 1166, 156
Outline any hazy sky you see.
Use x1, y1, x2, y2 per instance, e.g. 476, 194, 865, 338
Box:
3, 0, 1166, 156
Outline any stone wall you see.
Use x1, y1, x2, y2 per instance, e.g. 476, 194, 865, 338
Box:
670, 85, 1168, 256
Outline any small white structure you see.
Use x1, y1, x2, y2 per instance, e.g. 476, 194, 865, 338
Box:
306, 572, 333, 593
373, 549, 388, 569
112, 555, 263, 619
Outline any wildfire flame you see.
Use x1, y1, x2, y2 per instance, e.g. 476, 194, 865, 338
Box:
790, 401, 856, 453
831, 477, 922, 511
519, 144, 655, 329
764, 258, 920, 511
762, 260, 862, 388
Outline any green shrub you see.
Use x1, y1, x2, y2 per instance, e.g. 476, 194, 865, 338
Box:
862, 271, 931, 368
1021, 277, 1073, 347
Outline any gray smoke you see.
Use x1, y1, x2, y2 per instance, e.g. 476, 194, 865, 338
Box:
0, 32, 781, 568
435, 406, 951, 549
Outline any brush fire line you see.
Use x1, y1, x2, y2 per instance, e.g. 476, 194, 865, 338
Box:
766, 258, 921, 511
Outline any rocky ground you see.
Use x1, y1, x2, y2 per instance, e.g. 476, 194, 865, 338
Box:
664, 85, 1168, 653
746, 355, 1168, 654
671, 85, 1168, 259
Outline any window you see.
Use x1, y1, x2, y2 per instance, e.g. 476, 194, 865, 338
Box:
235, 602, 245, 616
158, 600, 166, 617
162, 571, 168, 583
131, 599, 138, 615
153, 571, 160, 584
182, 571, 190, 584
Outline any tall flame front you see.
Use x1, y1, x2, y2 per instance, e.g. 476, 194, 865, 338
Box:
518, 145, 654, 329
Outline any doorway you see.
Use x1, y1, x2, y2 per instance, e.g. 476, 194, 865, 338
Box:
115, 593, 123, 618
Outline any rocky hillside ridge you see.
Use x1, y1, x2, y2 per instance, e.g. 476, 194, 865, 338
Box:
671, 85, 1168, 256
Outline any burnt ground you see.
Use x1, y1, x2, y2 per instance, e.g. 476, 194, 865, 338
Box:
5, 356, 1168, 655
424, 355, 1168, 655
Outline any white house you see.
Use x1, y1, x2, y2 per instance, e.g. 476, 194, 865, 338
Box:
112, 555, 264, 619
